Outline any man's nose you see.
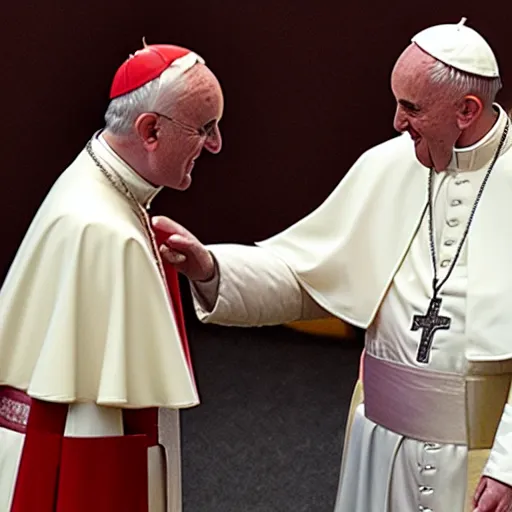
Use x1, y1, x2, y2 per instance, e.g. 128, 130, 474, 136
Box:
393, 106, 408, 132
204, 125, 222, 154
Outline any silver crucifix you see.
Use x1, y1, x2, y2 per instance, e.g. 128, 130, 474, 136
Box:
411, 297, 451, 363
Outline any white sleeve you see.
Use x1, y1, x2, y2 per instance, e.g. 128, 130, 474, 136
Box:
189, 256, 221, 311
190, 244, 329, 327
483, 403, 512, 486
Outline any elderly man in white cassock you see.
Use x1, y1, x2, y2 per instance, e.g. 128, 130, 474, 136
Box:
154, 18, 512, 512
0, 43, 223, 511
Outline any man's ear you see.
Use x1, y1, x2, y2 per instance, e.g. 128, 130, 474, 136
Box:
134, 113, 160, 151
456, 95, 483, 130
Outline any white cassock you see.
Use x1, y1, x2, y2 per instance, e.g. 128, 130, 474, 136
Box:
191, 104, 512, 511
0, 132, 199, 511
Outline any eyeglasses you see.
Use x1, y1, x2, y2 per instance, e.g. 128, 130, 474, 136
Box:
151, 112, 217, 138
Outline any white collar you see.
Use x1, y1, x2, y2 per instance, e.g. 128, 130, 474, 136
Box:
449, 103, 511, 172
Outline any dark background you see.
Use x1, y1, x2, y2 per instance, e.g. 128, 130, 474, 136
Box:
3, 3, 511, 266
2, 2, 511, 511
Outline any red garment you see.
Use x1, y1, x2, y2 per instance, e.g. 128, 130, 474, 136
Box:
153, 227, 194, 372
9, 395, 156, 512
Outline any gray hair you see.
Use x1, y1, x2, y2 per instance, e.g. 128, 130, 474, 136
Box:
104, 66, 190, 136
429, 59, 502, 107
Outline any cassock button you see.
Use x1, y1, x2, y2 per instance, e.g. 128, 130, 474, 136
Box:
455, 179, 470, 185
451, 199, 462, 206
440, 260, 451, 267
444, 239, 455, 247
447, 219, 459, 227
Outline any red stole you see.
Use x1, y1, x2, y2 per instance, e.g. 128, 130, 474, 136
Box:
153, 227, 194, 374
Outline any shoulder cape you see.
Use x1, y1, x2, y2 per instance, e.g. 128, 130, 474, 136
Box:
0, 151, 198, 408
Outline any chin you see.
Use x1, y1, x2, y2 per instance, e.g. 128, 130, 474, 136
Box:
415, 141, 453, 172
176, 174, 192, 191
414, 149, 433, 169
430, 153, 453, 172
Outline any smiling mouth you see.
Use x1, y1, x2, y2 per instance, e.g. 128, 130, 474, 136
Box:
408, 131, 421, 145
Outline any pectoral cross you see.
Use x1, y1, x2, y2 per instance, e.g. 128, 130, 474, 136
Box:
411, 297, 451, 363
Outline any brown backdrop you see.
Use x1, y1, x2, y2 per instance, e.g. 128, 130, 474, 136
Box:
2, 2, 511, 280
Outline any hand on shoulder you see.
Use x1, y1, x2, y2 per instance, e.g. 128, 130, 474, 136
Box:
151, 216, 215, 281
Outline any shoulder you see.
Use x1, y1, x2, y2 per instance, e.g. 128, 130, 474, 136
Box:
28, 213, 153, 277
348, 132, 421, 179
34, 194, 148, 254
49, 210, 148, 251
38, 156, 146, 243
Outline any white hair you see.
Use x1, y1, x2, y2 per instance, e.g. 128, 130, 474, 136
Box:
429, 59, 502, 106
104, 65, 192, 136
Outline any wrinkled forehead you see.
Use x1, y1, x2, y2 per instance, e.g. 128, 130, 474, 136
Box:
172, 65, 224, 121
391, 44, 442, 103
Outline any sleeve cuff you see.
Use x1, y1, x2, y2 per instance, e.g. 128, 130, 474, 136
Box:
483, 403, 512, 486
189, 254, 220, 313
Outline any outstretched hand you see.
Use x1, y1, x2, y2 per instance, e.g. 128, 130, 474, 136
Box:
151, 216, 215, 282
473, 476, 512, 511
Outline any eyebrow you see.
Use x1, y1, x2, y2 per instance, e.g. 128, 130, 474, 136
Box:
399, 99, 420, 111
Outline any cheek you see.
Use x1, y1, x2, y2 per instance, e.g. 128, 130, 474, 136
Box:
406, 118, 421, 136
425, 122, 459, 143
421, 108, 458, 137
175, 137, 203, 164
414, 118, 443, 139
